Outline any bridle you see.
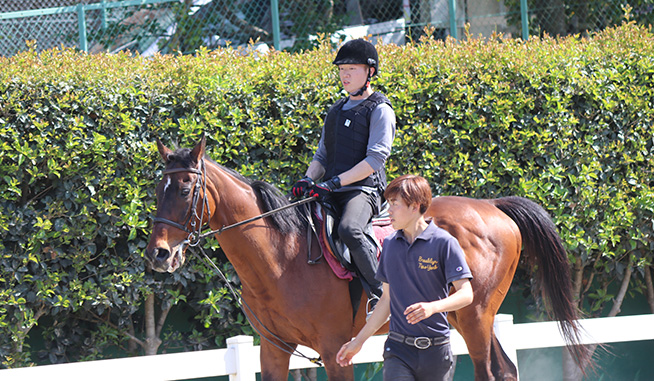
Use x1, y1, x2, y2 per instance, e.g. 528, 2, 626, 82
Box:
150, 158, 323, 365
153, 158, 316, 241
152, 159, 210, 247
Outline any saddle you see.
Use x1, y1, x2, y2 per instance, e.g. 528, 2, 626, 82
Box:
311, 200, 394, 281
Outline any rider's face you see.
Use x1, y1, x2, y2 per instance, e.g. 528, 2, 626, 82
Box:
338, 64, 370, 94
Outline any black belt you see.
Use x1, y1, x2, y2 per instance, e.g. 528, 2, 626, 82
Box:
388, 331, 450, 350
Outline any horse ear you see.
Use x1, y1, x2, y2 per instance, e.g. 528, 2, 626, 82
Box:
156, 138, 173, 162
190, 133, 206, 164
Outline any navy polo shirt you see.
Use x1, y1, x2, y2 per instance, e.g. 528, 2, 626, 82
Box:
376, 221, 472, 338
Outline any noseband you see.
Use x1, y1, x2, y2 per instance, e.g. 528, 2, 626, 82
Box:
152, 159, 210, 247
150, 158, 322, 365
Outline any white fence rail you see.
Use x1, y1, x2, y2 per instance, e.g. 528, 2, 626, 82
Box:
2, 314, 653, 381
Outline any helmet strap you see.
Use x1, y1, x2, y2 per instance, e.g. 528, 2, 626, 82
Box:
350, 67, 372, 97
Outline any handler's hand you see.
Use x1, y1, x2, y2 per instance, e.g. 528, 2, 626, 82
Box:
404, 302, 436, 325
336, 338, 362, 367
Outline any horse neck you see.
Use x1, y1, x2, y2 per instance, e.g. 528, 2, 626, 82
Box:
203, 162, 295, 283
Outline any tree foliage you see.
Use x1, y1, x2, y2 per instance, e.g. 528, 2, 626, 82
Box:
503, 0, 654, 37
1, 23, 653, 368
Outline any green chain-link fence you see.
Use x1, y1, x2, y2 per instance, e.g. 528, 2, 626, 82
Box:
0, 0, 652, 56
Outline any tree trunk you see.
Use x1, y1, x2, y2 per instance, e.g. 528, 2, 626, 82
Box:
127, 315, 138, 353
345, 0, 363, 25
13, 306, 46, 354
320, 0, 334, 24
572, 259, 584, 301
419, 0, 432, 26
562, 350, 585, 381
645, 265, 654, 313
572, 0, 590, 36
535, 0, 567, 36
144, 293, 162, 355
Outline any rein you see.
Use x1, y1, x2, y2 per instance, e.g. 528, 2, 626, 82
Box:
192, 246, 323, 366
153, 160, 316, 242
152, 160, 322, 366
199, 196, 316, 238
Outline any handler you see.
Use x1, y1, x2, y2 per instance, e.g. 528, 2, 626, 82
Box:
336, 174, 474, 380
290, 39, 396, 313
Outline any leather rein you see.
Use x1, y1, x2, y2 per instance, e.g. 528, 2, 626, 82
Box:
153, 159, 316, 244
151, 159, 322, 365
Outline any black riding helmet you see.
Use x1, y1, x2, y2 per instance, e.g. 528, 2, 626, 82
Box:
332, 39, 379, 75
333, 39, 378, 96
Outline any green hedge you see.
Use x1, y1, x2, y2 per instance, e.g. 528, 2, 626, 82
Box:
1, 23, 653, 367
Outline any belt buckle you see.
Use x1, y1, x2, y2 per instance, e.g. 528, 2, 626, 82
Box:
413, 336, 431, 349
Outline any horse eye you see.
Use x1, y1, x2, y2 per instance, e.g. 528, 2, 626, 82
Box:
181, 188, 191, 197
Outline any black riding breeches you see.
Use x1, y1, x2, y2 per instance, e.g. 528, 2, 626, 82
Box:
331, 190, 383, 299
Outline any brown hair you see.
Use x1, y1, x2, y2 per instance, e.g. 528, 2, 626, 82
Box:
384, 174, 432, 214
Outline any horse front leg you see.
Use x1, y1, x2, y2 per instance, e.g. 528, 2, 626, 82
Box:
259, 340, 295, 381
316, 334, 356, 381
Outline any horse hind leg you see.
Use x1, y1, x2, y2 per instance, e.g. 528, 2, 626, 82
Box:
450, 310, 518, 381
490, 331, 518, 381
449, 310, 494, 380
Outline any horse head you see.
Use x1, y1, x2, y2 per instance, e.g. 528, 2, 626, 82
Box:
145, 135, 209, 273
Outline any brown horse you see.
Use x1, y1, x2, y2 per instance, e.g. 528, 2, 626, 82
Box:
145, 135, 589, 380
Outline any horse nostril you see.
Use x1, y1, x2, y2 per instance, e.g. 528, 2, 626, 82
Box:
156, 248, 170, 262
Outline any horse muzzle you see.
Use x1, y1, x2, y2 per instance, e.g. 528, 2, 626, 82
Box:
145, 241, 188, 273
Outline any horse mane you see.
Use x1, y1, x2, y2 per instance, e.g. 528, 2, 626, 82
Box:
250, 180, 308, 235
220, 165, 307, 235
164, 148, 307, 235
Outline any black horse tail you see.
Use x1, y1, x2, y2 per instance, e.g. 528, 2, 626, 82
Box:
492, 196, 592, 373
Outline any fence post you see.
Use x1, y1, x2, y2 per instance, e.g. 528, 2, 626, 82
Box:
402, 0, 411, 23
447, 0, 458, 39
494, 314, 519, 380
270, 0, 280, 50
100, 0, 107, 30
227, 335, 257, 381
520, 0, 529, 40
77, 3, 88, 52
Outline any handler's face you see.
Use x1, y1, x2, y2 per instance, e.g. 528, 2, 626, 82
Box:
388, 197, 418, 231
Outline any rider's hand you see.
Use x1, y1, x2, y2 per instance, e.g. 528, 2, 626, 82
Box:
308, 176, 341, 200
291, 176, 314, 198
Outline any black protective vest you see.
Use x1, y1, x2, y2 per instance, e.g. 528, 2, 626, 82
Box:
323, 92, 391, 190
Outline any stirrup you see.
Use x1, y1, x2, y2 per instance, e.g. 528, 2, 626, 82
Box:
365, 296, 381, 322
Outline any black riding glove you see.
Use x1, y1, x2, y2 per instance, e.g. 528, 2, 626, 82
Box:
308, 176, 341, 200
291, 176, 314, 198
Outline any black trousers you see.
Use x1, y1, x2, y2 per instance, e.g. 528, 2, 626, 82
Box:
382, 338, 453, 380
331, 190, 383, 299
